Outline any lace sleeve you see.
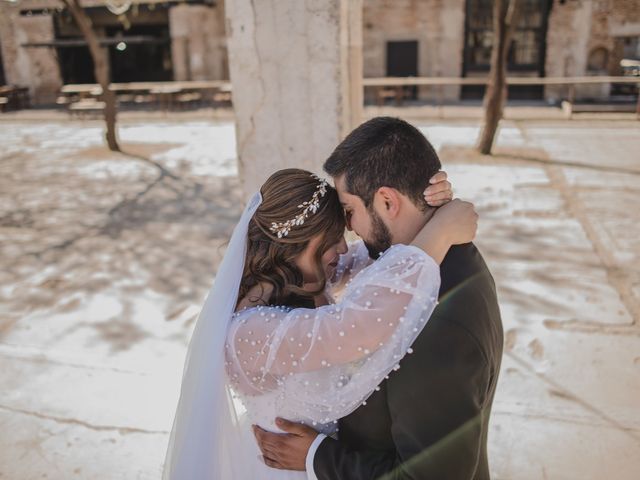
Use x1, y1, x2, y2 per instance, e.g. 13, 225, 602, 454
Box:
226, 244, 440, 421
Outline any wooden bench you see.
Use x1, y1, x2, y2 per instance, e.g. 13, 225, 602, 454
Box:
69, 99, 106, 118
0, 85, 30, 112
175, 92, 203, 109
59, 81, 233, 111
562, 100, 638, 117
363, 75, 640, 118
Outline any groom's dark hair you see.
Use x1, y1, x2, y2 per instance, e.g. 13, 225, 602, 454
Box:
323, 116, 441, 210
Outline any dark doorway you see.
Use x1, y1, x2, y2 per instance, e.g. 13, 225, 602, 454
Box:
462, 0, 553, 100
54, 6, 172, 84
386, 40, 418, 100
0, 42, 6, 85
106, 26, 172, 82
56, 27, 171, 84
56, 43, 95, 84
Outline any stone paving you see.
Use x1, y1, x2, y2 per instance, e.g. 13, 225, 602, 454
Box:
0, 113, 638, 479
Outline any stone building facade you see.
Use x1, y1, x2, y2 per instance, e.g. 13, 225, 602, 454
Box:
362, 0, 466, 101
0, 0, 227, 103
545, 0, 640, 99
362, 0, 640, 102
0, 0, 639, 105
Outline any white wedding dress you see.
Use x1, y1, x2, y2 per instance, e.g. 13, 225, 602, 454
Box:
163, 193, 440, 480
225, 239, 440, 479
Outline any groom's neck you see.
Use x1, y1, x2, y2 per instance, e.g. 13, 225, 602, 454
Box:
392, 206, 437, 245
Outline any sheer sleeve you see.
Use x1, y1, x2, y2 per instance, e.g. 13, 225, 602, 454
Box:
226, 244, 440, 422
326, 240, 372, 298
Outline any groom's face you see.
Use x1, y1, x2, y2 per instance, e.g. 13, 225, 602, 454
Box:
334, 175, 392, 259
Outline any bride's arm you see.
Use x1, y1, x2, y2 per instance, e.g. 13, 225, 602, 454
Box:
326, 170, 454, 296
228, 246, 438, 379
227, 201, 477, 382
411, 199, 478, 264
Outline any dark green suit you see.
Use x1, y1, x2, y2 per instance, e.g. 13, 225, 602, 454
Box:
314, 243, 503, 480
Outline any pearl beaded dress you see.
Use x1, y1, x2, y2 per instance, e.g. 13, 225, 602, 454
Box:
225, 240, 440, 478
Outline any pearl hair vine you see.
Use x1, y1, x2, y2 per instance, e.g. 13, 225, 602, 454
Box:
269, 174, 329, 238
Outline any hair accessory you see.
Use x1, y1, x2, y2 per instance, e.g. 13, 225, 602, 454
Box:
269, 174, 329, 238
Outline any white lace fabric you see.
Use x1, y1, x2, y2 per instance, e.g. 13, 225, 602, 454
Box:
226, 242, 441, 432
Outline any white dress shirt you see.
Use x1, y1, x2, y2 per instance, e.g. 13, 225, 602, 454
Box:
305, 434, 327, 480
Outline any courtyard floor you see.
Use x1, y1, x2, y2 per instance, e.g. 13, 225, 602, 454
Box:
1, 109, 639, 479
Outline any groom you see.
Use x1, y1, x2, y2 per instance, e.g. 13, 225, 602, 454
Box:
254, 116, 503, 479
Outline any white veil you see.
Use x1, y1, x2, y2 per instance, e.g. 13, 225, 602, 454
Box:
163, 192, 262, 480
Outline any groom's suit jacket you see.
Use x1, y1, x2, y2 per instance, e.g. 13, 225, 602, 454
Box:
313, 243, 503, 480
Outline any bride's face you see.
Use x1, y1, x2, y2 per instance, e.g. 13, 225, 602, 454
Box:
295, 234, 348, 284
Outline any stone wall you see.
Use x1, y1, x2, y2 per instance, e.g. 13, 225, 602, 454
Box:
226, 0, 363, 197
361, 0, 640, 103
0, 3, 63, 104
589, 0, 640, 74
169, 3, 228, 82
544, 0, 593, 101
362, 0, 465, 102
2, 0, 639, 106
545, 0, 640, 102
0, 0, 228, 105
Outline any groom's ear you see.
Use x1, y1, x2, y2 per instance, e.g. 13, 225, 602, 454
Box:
375, 187, 401, 219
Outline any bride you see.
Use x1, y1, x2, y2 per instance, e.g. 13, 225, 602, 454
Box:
163, 168, 477, 479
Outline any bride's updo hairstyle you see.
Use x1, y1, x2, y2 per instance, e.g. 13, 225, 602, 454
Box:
237, 168, 346, 309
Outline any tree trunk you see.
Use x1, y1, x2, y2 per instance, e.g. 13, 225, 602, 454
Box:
63, 0, 120, 151
476, 0, 519, 155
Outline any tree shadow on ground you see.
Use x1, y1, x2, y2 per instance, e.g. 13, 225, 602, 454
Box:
0, 148, 244, 353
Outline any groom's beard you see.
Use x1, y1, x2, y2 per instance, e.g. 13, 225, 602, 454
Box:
364, 208, 392, 259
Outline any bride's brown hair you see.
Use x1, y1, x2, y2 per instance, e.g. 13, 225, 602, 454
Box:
237, 168, 346, 309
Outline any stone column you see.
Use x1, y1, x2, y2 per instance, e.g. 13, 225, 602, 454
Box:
0, 7, 20, 86
225, 0, 363, 197
170, 5, 194, 81
544, 0, 593, 102
2, 12, 63, 104
169, 35, 190, 81
205, 1, 228, 80
438, 0, 465, 101
169, 4, 226, 81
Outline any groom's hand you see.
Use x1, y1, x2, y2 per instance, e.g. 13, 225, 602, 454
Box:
253, 417, 318, 471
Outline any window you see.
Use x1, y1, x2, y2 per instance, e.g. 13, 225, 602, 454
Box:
462, 0, 552, 99
463, 0, 551, 72
464, 0, 493, 70
54, 5, 173, 84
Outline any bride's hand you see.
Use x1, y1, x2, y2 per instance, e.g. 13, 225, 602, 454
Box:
424, 170, 453, 207
410, 199, 478, 264
431, 199, 478, 245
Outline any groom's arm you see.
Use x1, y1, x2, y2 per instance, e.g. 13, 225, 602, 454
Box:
254, 320, 492, 479
313, 320, 490, 480
312, 438, 397, 480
